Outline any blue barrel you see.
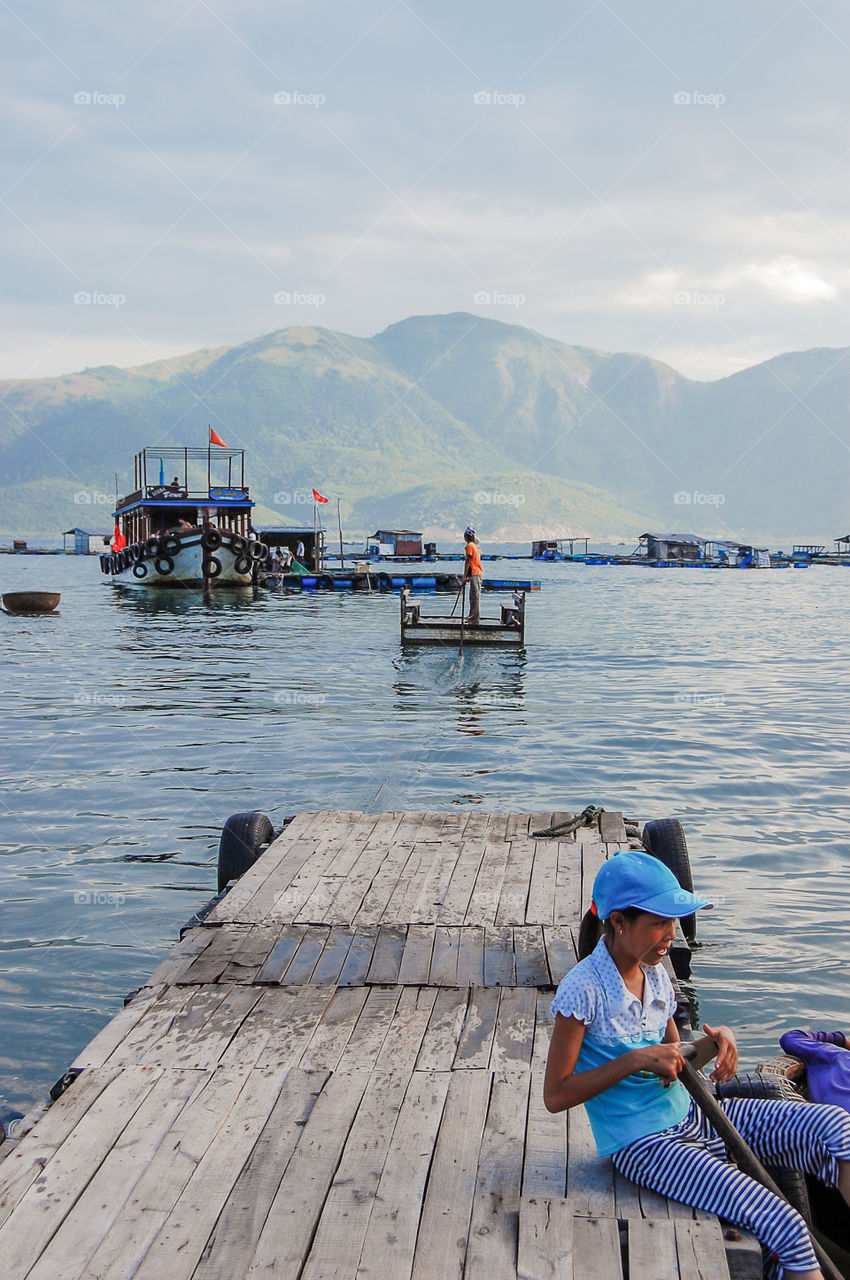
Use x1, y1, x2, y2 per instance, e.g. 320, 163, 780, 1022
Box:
410, 577, 436, 589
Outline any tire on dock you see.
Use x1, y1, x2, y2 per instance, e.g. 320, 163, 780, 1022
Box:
217, 810, 274, 892
641, 818, 697, 942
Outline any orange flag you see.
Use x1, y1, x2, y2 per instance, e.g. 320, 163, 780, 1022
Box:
209, 427, 228, 447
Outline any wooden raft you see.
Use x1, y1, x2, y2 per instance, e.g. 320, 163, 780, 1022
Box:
0, 810, 760, 1279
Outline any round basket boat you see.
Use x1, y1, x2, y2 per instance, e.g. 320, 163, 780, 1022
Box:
2, 590, 61, 614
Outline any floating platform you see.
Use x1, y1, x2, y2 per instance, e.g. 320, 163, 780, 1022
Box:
0, 809, 760, 1279
261, 570, 542, 593
401, 588, 526, 646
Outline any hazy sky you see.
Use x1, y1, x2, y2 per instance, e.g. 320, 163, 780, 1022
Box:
3, 1, 850, 382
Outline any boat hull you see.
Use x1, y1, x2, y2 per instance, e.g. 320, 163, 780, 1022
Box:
400, 588, 526, 646
100, 533, 261, 588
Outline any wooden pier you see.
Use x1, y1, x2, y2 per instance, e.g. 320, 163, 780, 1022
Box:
0, 810, 760, 1279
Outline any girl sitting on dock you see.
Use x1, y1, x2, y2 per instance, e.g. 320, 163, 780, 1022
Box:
544, 851, 850, 1280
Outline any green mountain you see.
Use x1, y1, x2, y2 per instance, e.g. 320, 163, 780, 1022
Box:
1, 314, 847, 543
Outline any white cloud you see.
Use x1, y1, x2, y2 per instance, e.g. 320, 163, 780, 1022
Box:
741, 255, 838, 303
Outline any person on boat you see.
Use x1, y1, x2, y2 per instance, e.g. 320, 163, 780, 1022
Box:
544, 851, 850, 1280
462, 526, 483, 625
779, 1029, 850, 1114
168, 476, 181, 493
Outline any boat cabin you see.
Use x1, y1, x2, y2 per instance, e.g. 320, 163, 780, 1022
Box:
367, 529, 422, 557
113, 447, 255, 545
255, 526, 325, 571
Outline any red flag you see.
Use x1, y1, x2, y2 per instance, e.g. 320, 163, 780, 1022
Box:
312, 488, 328, 503
209, 427, 228, 447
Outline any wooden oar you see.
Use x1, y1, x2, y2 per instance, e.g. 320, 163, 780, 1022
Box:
680, 1043, 843, 1280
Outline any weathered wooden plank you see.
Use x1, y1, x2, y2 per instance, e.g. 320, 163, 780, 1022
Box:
355, 1069, 451, 1279
264, 816, 379, 923
397, 922, 435, 985
525, 839, 558, 925
580, 842, 608, 918
416, 987, 469, 1072
409, 837, 465, 923
175, 925, 251, 984
429, 925, 461, 986
599, 810, 627, 843
292, 986, 370, 1073
379, 843, 432, 923
543, 925, 576, 987
491, 985, 537, 1075
191, 1070, 329, 1280
280, 924, 330, 985
464, 1071, 530, 1280
334, 985, 403, 1073
572, 1215, 623, 1279
218, 924, 280, 984
627, 1217, 678, 1277
674, 1218, 732, 1279
437, 839, 488, 924
143, 929, 213, 986
456, 924, 485, 986
365, 923, 407, 984
494, 839, 532, 926
70, 984, 167, 1070
550, 810, 575, 840
514, 925, 550, 987
411, 1069, 492, 1280
351, 839, 416, 926
453, 986, 500, 1069
147, 984, 263, 1069
523, 992, 566, 1198
464, 837, 512, 927
204, 810, 327, 924
565, 1103, 616, 1217
517, 1197, 573, 1280
109, 985, 231, 1066
613, 1165, 643, 1218
554, 840, 582, 924
250, 985, 338, 1071
310, 925, 356, 985
484, 925, 516, 986
504, 812, 532, 839
254, 924, 306, 983
336, 925, 378, 986
319, 825, 399, 924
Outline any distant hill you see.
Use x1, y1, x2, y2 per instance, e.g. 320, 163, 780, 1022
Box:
0, 313, 847, 543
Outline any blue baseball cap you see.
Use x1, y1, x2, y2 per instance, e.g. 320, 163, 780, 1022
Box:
592, 850, 712, 920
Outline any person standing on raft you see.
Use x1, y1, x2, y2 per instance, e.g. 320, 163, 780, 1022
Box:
462, 526, 483, 625
543, 851, 850, 1280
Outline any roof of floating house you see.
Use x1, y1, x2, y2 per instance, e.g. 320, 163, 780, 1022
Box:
639, 532, 708, 545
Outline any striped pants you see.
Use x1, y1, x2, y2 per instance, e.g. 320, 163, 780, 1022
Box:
613, 1097, 850, 1277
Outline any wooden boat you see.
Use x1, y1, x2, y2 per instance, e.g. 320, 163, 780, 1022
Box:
99, 444, 268, 588
400, 587, 526, 646
2, 590, 60, 613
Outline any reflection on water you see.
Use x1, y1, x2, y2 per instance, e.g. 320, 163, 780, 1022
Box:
1, 554, 849, 1115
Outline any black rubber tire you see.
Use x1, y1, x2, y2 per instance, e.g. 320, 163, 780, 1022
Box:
230, 535, 248, 555
109, 554, 118, 574
248, 540, 267, 561
218, 811, 274, 892
234, 554, 251, 575
154, 555, 174, 576
203, 555, 222, 579
318, 574, 334, 589
202, 529, 222, 551
128, 543, 142, 563
160, 534, 181, 557
145, 537, 160, 555
118, 550, 129, 571
132, 562, 148, 579
377, 572, 392, 592
715, 1073, 812, 1225
642, 818, 697, 942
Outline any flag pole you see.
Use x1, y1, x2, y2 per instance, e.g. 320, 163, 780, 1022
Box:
337, 498, 344, 570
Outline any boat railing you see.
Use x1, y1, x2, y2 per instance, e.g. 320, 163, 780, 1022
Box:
117, 485, 250, 507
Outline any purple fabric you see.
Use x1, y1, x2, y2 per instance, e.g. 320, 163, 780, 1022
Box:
779, 1029, 850, 1112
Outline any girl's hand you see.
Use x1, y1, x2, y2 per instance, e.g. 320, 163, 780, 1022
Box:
637, 1041, 685, 1085
703, 1022, 738, 1082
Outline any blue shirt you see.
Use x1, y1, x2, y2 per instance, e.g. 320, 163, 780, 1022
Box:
550, 938, 689, 1156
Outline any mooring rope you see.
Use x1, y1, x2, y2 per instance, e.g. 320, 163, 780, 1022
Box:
532, 804, 605, 839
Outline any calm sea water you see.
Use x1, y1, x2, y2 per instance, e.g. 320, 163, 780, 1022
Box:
1, 549, 848, 1120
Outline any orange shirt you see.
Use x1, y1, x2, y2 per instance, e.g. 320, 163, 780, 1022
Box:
465, 540, 483, 576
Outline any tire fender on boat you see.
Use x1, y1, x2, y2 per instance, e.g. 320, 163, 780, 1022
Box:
217, 811, 275, 892
234, 554, 251, 575
154, 555, 174, 576
202, 529, 222, 551
230, 535, 248, 556
132, 562, 148, 579
203, 555, 222, 578
248, 540, 268, 562
160, 535, 181, 557
641, 817, 697, 943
